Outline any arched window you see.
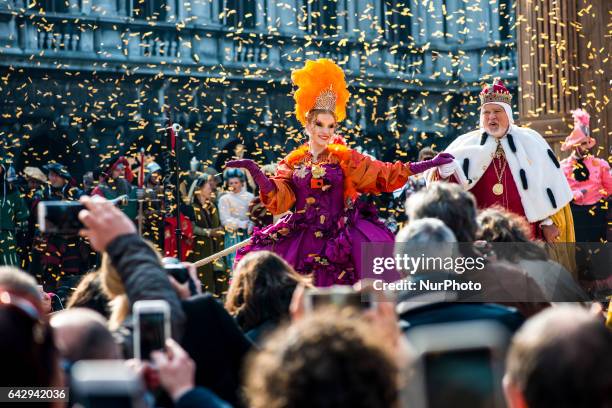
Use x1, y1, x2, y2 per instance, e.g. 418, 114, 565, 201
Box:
36, 0, 70, 12
381, 1, 412, 44
220, 0, 256, 29
303, 0, 337, 36
498, 0, 514, 41
132, 0, 168, 20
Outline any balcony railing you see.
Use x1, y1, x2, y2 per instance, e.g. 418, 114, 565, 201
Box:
0, 9, 517, 88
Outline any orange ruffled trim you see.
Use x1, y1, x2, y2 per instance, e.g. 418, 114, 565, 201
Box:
286, 143, 360, 202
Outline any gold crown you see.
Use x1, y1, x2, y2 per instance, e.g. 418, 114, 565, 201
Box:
480, 92, 512, 105
312, 86, 337, 112
479, 80, 512, 105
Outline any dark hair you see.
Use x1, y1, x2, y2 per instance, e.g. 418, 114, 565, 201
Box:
0, 301, 57, 389
225, 251, 308, 332
506, 306, 612, 408
476, 207, 547, 262
194, 173, 212, 189
67, 271, 111, 318
406, 182, 478, 242
245, 311, 399, 408
224, 168, 245, 182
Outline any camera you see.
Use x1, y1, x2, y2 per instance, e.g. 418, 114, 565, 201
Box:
37, 195, 128, 235
162, 257, 198, 296
71, 360, 147, 408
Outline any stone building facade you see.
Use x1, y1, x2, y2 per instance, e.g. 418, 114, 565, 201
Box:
0, 0, 516, 178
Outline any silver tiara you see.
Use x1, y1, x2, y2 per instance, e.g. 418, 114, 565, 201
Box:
312, 86, 337, 112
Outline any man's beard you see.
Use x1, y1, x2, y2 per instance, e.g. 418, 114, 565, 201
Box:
485, 125, 507, 138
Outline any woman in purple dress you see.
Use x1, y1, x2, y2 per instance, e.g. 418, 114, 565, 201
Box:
226, 59, 452, 286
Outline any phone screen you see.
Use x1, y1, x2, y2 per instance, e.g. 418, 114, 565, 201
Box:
138, 311, 166, 360
40, 201, 84, 235
424, 348, 497, 408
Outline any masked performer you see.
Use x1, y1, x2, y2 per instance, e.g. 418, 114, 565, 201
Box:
560, 109, 611, 242
226, 59, 453, 286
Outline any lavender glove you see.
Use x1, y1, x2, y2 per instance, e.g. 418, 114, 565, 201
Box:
225, 159, 276, 195
408, 152, 455, 174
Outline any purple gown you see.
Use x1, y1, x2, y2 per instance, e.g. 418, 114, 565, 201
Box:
236, 162, 394, 286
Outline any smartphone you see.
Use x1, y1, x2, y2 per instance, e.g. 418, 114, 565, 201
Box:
403, 321, 510, 408
133, 300, 171, 361
303, 286, 373, 313
38, 201, 84, 235
71, 360, 146, 408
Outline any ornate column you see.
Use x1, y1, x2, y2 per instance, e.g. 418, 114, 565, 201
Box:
517, 0, 609, 156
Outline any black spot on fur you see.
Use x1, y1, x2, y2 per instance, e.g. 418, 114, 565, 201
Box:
547, 149, 560, 168
507, 134, 517, 153
462, 158, 470, 180
480, 132, 488, 145
546, 188, 557, 209
519, 169, 528, 189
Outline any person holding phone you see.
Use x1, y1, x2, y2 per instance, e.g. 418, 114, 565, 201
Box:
0, 160, 28, 267
79, 195, 251, 407
78, 195, 186, 352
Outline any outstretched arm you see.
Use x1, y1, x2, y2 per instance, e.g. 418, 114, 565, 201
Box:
346, 150, 454, 194
226, 159, 296, 215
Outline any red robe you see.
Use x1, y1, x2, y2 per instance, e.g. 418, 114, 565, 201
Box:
453, 156, 539, 239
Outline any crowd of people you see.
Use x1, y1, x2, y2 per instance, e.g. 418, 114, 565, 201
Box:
0, 57, 610, 407
0, 185, 610, 408
0, 143, 281, 298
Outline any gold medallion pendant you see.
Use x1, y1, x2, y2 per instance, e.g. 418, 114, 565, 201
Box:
492, 183, 504, 195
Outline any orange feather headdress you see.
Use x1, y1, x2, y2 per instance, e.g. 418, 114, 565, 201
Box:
291, 59, 350, 126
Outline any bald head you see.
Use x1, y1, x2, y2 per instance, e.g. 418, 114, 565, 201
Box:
51, 308, 119, 362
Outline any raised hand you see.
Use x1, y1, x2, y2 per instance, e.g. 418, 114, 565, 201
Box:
225, 159, 275, 195
430, 152, 454, 166
408, 152, 455, 175
226, 159, 257, 170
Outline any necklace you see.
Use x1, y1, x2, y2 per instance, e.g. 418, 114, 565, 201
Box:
492, 143, 506, 196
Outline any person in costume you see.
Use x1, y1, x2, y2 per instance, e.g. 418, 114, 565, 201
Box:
248, 163, 277, 228
226, 58, 453, 286
429, 80, 575, 245
142, 161, 165, 251
20, 167, 47, 269
0, 161, 28, 266
219, 168, 255, 268
92, 156, 138, 221
560, 109, 611, 243
186, 173, 226, 295
390, 147, 438, 231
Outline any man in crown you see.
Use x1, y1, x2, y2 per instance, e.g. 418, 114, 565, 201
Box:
429, 80, 575, 244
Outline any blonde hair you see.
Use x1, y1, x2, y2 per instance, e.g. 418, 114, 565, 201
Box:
100, 240, 163, 331
99, 253, 129, 331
